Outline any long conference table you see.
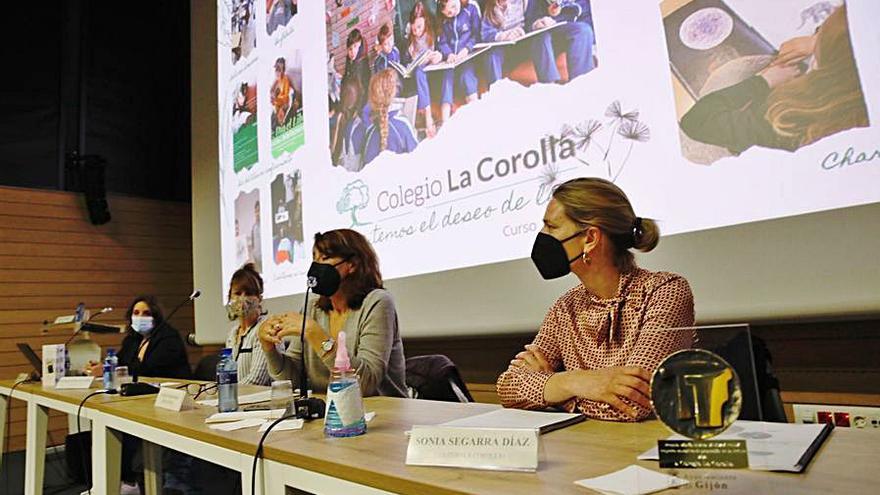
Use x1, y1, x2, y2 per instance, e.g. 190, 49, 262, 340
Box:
2, 379, 880, 495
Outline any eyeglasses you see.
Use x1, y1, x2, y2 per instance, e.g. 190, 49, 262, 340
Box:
177, 382, 218, 400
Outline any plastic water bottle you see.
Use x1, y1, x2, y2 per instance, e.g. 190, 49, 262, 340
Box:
216, 348, 239, 412
102, 349, 118, 391
324, 332, 366, 437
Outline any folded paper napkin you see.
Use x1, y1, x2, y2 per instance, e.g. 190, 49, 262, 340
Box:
574, 465, 688, 495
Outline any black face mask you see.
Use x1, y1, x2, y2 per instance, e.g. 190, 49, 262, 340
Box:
530, 231, 584, 280
306, 259, 348, 296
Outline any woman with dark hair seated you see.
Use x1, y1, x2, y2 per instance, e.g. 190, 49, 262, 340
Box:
86, 295, 191, 494
258, 228, 407, 397
86, 295, 190, 380
118, 295, 191, 379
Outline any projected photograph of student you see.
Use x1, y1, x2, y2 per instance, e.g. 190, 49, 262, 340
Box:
235, 218, 249, 268
266, 0, 298, 36
231, 0, 257, 64
231, 77, 259, 172
497, 178, 695, 421
479, 0, 596, 87
436, 0, 481, 123
225, 263, 273, 386
269, 54, 305, 158
356, 69, 419, 168
402, 2, 443, 137
270, 170, 305, 265
324, 0, 599, 169
663, 1, 869, 164
329, 28, 372, 167
234, 189, 263, 273
258, 229, 407, 398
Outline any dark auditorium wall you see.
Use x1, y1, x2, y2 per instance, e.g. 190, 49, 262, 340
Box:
0, 185, 213, 452
0, 0, 190, 201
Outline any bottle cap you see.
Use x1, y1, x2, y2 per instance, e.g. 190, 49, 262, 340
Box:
220, 347, 232, 357
334, 332, 351, 370
107, 348, 115, 356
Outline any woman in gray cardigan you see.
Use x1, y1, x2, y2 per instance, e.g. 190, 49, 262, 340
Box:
258, 229, 407, 397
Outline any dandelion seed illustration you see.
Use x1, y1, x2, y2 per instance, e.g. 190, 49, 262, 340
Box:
560, 123, 575, 139
605, 100, 639, 124
614, 120, 651, 182
573, 120, 602, 152
603, 101, 639, 162
541, 161, 560, 187
619, 120, 650, 142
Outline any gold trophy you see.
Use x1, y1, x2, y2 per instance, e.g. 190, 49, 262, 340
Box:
650, 349, 747, 468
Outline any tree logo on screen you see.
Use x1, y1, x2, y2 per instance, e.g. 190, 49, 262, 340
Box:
337, 180, 371, 227
650, 349, 742, 440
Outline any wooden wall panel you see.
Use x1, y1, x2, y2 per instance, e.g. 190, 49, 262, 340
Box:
0, 184, 212, 453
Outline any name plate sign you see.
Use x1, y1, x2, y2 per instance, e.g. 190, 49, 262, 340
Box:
55, 376, 95, 389
405, 426, 539, 472
154, 387, 195, 412
658, 439, 749, 469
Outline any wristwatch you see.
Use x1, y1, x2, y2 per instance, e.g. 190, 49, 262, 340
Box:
321, 337, 335, 353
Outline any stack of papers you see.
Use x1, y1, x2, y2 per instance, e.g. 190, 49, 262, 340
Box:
208, 418, 267, 431
638, 420, 832, 472
204, 409, 285, 423
198, 389, 272, 407
440, 408, 584, 433
203, 410, 375, 432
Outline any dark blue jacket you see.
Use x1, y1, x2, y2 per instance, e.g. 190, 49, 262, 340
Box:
525, 0, 592, 32
361, 110, 418, 166
438, 2, 482, 57
373, 46, 401, 73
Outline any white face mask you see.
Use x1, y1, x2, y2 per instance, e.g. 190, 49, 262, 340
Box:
131, 316, 154, 335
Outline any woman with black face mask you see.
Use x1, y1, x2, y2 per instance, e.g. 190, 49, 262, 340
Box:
497, 177, 695, 422
258, 229, 407, 397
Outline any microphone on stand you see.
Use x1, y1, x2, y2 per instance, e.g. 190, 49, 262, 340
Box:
165, 290, 201, 324
286, 277, 325, 420
64, 306, 117, 346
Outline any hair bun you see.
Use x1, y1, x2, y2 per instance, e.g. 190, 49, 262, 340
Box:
634, 218, 660, 252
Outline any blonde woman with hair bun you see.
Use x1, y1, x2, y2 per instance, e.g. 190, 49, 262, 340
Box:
497, 177, 695, 422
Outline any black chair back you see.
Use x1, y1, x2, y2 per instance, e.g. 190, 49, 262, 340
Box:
695, 325, 787, 423
405, 354, 474, 403
193, 353, 221, 382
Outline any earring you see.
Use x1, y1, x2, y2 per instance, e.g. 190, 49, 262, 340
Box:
582, 251, 592, 265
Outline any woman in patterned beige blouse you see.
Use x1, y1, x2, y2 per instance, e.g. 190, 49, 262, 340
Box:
497, 177, 695, 421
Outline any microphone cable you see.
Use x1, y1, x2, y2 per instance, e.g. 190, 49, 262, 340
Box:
250, 413, 298, 495
77, 389, 117, 494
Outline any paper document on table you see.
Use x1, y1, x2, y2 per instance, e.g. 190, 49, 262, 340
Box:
208, 418, 265, 431
258, 419, 304, 432
440, 408, 584, 433
204, 409, 285, 423
638, 420, 832, 472
198, 389, 271, 407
